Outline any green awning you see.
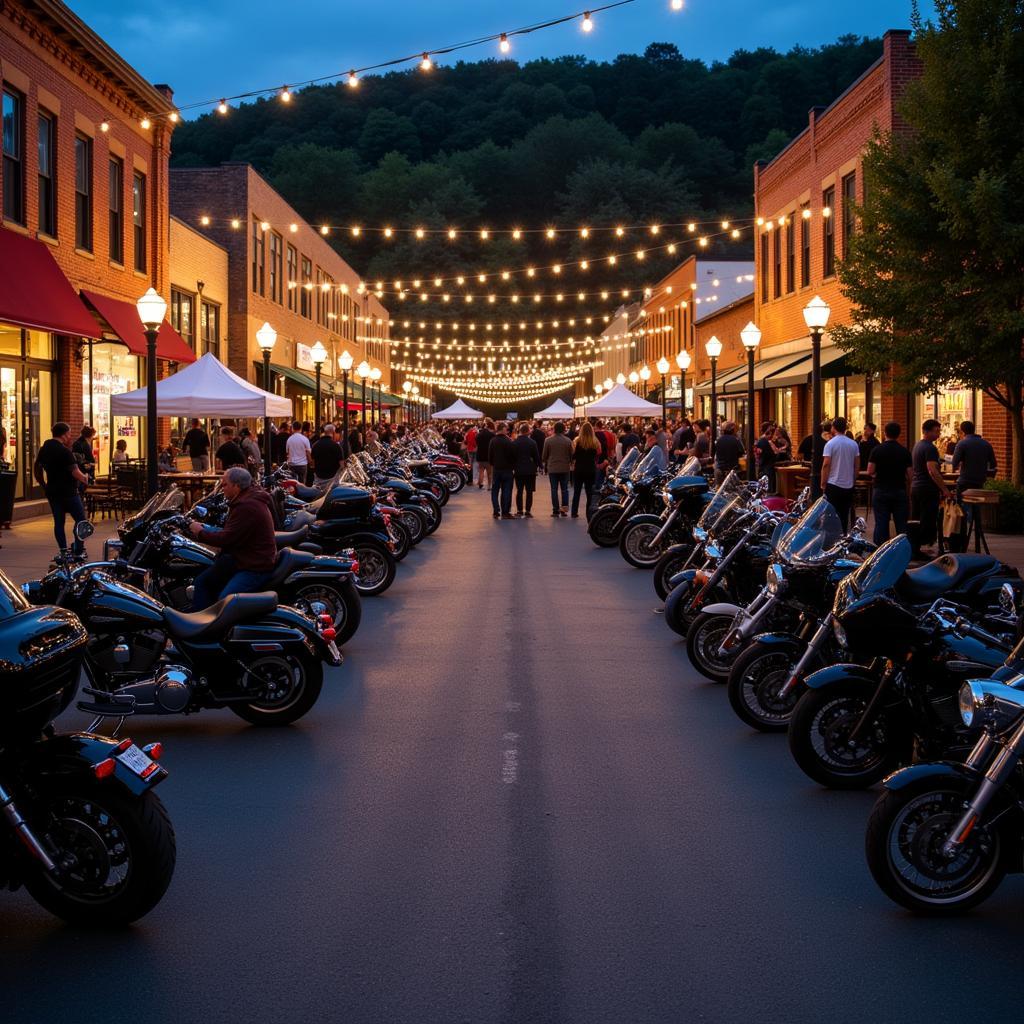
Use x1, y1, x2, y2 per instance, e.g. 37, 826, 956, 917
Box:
268, 363, 316, 393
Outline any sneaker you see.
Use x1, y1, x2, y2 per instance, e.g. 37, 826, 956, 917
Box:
493, 511, 500, 519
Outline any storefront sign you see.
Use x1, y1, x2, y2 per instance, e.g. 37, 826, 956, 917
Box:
296, 343, 314, 372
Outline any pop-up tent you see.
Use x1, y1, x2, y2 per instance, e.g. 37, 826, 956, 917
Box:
533, 397, 575, 419
582, 383, 663, 417
432, 397, 483, 419
110, 351, 293, 418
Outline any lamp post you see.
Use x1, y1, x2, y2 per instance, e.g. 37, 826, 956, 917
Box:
740, 321, 762, 480
256, 321, 277, 479
656, 356, 670, 423
803, 296, 831, 499
371, 366, 382, 428
136, 288, 167, 497
411, 385, 420, 427
402, 380, 412, 424
706, 335, 722, 456
338, 350, 353, 455
356, 361, 371, 437
676, 349, 691, 419
310, 340, 327, 434
640, 365, 651, 407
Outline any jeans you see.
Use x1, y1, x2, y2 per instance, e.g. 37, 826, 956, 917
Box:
549, 472, 569, 512
824, 483, 854, 532
476, 460, 491, 487
515, 473, 536, 513
911, 487, 941, 548
190, 455, 210, 472
872, 487, 909, 546
571, 476, 595, 517
49, 492, 86, 554
491, 469, 514, 515
192, 552, 271, 610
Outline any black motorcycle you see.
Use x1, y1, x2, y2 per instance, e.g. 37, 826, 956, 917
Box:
787, 535, 1018, 789
586, 449, 662, 547
0, 561, 175, 925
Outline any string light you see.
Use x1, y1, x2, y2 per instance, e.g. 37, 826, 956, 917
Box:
140, 117, 151, 130
499, 32, 511, 53
99, 121, 109, 133
217, 99, 228, 115
420, 53, 433, 71
582, 11, 594, 31
671, 0, 683, 10
280, 86, 292, 103
347, 71, 359, 88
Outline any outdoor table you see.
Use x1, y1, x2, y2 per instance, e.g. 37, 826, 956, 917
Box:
775, 463, 810, 501
960, 488, 998, 554
158, 472, 221, 506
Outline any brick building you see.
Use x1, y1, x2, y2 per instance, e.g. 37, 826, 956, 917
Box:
0, 0, 189, 504
169, 164, 394, 429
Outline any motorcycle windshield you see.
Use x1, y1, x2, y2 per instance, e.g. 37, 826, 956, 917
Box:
697, 471, 745, 529
616, 448, 641, 478
848, 534, 912, 597
339, 456, 369, 485
630, 449, 666, 481
675, 456, 702, 478
123, 486, 184, 531
775, 498, 844, 565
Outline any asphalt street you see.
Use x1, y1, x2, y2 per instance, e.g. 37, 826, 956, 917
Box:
1, 490, 1022, 1024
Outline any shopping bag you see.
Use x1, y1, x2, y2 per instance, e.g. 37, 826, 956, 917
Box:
942, 499, 964, 540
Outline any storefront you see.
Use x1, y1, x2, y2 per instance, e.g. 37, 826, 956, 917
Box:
917, 385, 982, 454
82, 342, 141, 476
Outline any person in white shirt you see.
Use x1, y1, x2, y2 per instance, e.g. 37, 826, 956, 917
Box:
284, 419, 311, 483
820, 416, 860, 530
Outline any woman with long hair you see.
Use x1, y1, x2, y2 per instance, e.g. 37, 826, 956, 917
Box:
570, 421, 600, 519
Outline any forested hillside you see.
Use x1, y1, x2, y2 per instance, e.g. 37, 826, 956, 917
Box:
172, 36, 881, 288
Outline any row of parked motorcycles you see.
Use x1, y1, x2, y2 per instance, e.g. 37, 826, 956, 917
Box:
591, 454, 1024, 913
0, 429, 469, 926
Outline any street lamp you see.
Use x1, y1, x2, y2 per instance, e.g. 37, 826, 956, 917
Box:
616, 373, 626, 386
338, 349, 353, 455
256, 321, 277, 478
136, 287, 167, 497
803, 295, 831, 498
640, 364, 651, 403
705, 335, 723, 456
656, 356, 670, 423
411, 385, 420, 426
357, 360, 371, 436
310, 340, 327, 434
740, 321, 762, 480
403, 380, 412, 424
603, 377, 613, 391
628, 370, 639, 394
371, 366, 382, 426
676, 349, 691, 418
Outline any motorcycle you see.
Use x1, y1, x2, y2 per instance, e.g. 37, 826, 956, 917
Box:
25, 524, 342, 727
586, 449, 660, 547
0, 557, 175, 925
786, 535, 1019, 789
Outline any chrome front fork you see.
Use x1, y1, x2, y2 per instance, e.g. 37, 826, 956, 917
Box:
777, 614, 832, 697
719, 589, 776, 656
0, 781, 57, 872
650, 505, 679, 548
612, 498, 636, 532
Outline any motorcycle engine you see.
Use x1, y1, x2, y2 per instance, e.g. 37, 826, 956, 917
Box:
154, 665, 193, 713
88, 630, 165, 677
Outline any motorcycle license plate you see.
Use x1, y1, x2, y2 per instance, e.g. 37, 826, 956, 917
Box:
116, 743, 154, 777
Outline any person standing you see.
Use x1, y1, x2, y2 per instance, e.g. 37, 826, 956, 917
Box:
753, 423, 778, 491
215, 426, 247, 470
512, 423, 540, 517
542, 421, 573, 516
619, 422, 641, 458
475, 418, 495, 490
285, 419, 312, 480
820, 416, 860, 530
867, 421, 913, 545
712, 421, 745, 485
530, 421, 547, 473
311, 423, 343, 488
858, 422, 879, 470
443, 425, 464, 456
951, 420, 996, 498
238, 427, 262, 476
272, 420, 289, 467
489, 421, 516, 519
182, 418, 212, 472
465, 423, 478, 479
72, 425, 97, 484
911, 418, 954, 554
34, 422, 89, 556
570, 422, 601, 519
670, 418, 695, 462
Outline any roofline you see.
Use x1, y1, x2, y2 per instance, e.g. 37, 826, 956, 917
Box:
170, 214, 229, 254
695, 290, 754, 324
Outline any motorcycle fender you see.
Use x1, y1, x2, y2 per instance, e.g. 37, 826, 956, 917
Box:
701, 602, 744, 617
23, 732, 168, 796
336, 530, 391, 548
624, 513, 662, 529
262, 606, 343, 666
803, 663, 877, 691
882, 761, 982, 792
667, 568, 698, 590
749, 632, 805, 653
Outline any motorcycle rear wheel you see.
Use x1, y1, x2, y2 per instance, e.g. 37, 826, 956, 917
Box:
232, 652, 324, 726
397, 506, 426, 545
685, 611, 736, 682
664, 579, 698, 637
726, 641, 805, 732
289, 580, 362, 646
23, 785, 175, 926
653, 545, 694, 601
443, 469, 465, 494
619, 520, 664, 569
865, 779, 1005, 914
587, 504, 623, 547
418, 495, 442, 534
352, 541, 397, 596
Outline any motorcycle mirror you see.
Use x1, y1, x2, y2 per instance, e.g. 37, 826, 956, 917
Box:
1000, 582, 1017, 615
74, 520, 95, 541
194, 506, 208, 518
853, 517, 867, 535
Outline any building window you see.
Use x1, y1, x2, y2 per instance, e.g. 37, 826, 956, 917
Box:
800, 204, 810, 287
2, 88, 24, 225
132, 172, 146, 272
773, 225, 782, 298
287, 244, 298, 312
785, 216, 795, 293
108, 157, 123, 264
300, 256, 312, 318
252, 217, 265, 295
36, 110, 56, 236
759, 232, 769, 302
170, 289, 194, 351
822, 186, 835, 278
269, 232, 283, 303
75, 134, 93, 251
841, 171, 856, 260
200, 300, 220, 356
315, 268, 323, 325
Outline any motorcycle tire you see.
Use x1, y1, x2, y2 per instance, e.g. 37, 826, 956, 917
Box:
232, 651, 325, 726
865, 778, 1006, 914
587, 504, 624, 547
663, 579, 697, 637
23, 785, 175, 926
653, 545, 695, 601
430, 479, 451, 507
726, 640, 806, 732
685, 611, 738, 682
397, 506, 427, 546
288, 579, 362, 646
351, 540, 397, 596
442, 469, 465, 494
419, 496, 443, 535
787, 681, 904, 789
389, 519, 411, 561
618, 517, 666, 569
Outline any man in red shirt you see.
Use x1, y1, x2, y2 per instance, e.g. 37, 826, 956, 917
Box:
465, 423, 478, 479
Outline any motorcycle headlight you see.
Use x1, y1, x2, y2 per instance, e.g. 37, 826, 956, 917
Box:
766, 564, 786, 594
693, 526, 707, 543
959, 678, 1024, 729
705, 543, 722, 560
832, 617, 848, 647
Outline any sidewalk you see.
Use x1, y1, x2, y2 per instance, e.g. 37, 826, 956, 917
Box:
2, 514, 121, 585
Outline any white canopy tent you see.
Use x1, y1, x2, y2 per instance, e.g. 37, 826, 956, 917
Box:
533, 397, 575, 419
582, 383, 663, 417
110, 352, 293, 418
432, 398, 483, 420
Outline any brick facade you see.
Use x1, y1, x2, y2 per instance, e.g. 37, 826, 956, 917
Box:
169, 215, 229, 362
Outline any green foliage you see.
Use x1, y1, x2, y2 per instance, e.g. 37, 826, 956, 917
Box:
984, 479, 1024, 533
833, 0, 1024, 482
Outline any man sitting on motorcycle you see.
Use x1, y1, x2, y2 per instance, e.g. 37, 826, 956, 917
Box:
188, 467, 277, 609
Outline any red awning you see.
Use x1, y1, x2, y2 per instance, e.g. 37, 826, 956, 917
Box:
80, 289, 196, 363
0, 227, 101, 337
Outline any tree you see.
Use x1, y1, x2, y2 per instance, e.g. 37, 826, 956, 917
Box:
834, 0, 1024, 483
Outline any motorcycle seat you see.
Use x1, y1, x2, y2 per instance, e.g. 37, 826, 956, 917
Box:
899, 553, 1001, 602
292, 483, 322, 502
163, 592, 278, 641
267, 547, 316, 588
287, 510, 316, 529
275, 526, 310, 548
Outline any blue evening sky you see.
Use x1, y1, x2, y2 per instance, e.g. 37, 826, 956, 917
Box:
68, 0, 933, 115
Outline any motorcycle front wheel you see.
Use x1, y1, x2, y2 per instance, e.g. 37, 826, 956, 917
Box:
618, 518, 665, 569
352, 540, 397, 596
685, 611, 737, 682
587, 504, 624, 547
653, 545, 695, 601
389, 520, 411, 561
664, 579, 698, 637
232, 651, 325, 726
417, 494, 443, 534
865, 779, 1006, 914
397, 506, 426, 546
726, 640, 806, 732
788, 681, 903, 789
289, 579, 362, 646
443, 469, 465, 494
23, 785, 175, 926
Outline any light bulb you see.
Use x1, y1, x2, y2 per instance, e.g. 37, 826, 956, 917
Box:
140, 117, 151, 130
169, 112, 179, 124
384, 227, 393, 238
321, 225, 330, 236
99, 121, 110, 132
217, 99, 228, 115
499, 33, 511, 53
280, 86, 291, 103
582, 11, 593, 31
347, 71, 359, 88
421, 53, 433, 71
671, 0, 684, 9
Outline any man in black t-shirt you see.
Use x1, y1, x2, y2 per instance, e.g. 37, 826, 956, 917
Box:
753, 423, 777, 491
713, 421, 745, 485
311, 424, 343, 486
858, 422, 879, 471
34, 421, 89, 555
182, 418, 211, 472
867, 421, 913, 545
911, 418, 953, 551
215, 426, 246, 470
